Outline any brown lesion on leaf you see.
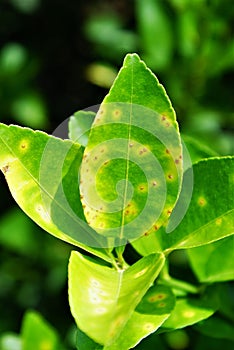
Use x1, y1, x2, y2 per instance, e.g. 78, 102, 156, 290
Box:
198, 196, 207, 207
19, 140, 29, 150
2, 164, 10, 174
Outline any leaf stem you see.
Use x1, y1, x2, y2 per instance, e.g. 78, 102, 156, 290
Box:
159, 266, 200, 294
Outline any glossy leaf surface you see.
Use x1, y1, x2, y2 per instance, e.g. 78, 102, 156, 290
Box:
68, 250, 165, 347
80, 53, 182, 245
0, 123, 111, 261
69, 110, 96, 146
132, 157, 234, 255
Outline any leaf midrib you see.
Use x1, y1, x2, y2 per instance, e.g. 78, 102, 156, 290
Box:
119, 60, 134, 239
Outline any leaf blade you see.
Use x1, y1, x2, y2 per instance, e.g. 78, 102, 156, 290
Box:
0, 123, 111, 262
68, 250, 165, 346
80, 53, 182, 244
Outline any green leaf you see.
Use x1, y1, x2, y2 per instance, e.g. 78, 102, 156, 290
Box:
160, 292, 217, 331
182, 134, 219, 163
21, 311, 63, 350
11, 91, 47, 129
69, 110, 96, 146
106, 285, 175, 350
80, 53, 182, 245
76, 328, 103, 350
68, 250, 165, 347
0, 123, 111, 262
194, 315, 234, 341
136, 0, 173, 70
187, 236, 234, 282
132, 157, 234, 255
0, 208, 38, 256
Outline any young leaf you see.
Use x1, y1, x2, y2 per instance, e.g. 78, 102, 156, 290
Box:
0, 123, 111, 262
21, 311, 63, 350
69, 110, 96, 146
132, 157, 234, 255
80, 53, 182, 245
187, 236, 234, 282
68, 250, 165, 347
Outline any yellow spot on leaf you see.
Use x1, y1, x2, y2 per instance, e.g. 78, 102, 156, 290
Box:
216, 218, 222, 225
19, 140, 29, 151
134, 268, 148, 278
144, 323, 155, 331
198, 197, 207, 207
183, 310, 195, 318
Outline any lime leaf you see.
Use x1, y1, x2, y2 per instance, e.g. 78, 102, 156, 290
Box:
105, 285, 175, 350
0, 123, 111, 262
21, 311, 63, 350
194, 315, 234, 341
187, 236, 234, 282
68, 250, 165, 347
161, 295, 217, 331
80, 53, 182, 245
76, 328, 103, 350
69, 110, 96, 146
182, 134, 219, 163
132, 157, 234, 255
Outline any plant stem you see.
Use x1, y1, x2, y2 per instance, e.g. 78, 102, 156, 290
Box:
158, 265, 200, 294
159, 275, 200, 294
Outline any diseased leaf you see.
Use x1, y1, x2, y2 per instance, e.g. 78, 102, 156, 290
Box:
160, 291, 217, 331
0, 123, 111, 262
187, 236, 234, 282
80, 53, 182, 245
68, 250, 165, 347
69, 110, 96, 146
105, 285, 175, 350
132, 157, 234, 255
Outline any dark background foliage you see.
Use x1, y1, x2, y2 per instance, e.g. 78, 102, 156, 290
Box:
0, 0, 233, 349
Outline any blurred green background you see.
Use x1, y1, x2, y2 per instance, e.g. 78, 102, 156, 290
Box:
0, 0, 233, 349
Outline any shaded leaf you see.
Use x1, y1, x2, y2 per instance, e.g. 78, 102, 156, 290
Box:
132, 157, 234, 255
76, 328, 103, 350
80, 53, 182, 245
160, 293, 217, 331
68, 250, 165, 347
0, 123, 111, 261
187, 236, 234, 282
194, 315, 234, 341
